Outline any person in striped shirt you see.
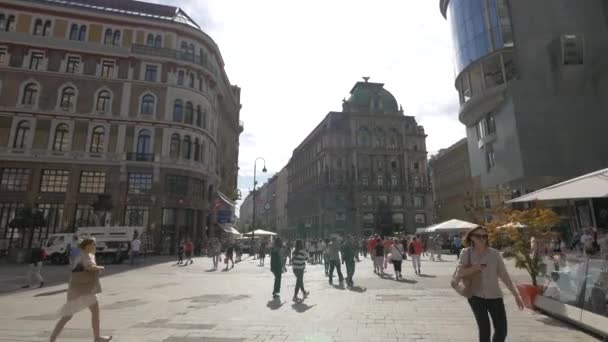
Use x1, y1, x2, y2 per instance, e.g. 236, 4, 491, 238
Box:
291, 239, 310, 302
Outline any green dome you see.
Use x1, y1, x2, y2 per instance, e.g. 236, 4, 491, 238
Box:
346, 81, 399, 114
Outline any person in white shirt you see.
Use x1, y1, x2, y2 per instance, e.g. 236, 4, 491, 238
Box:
130, 237, 141, 266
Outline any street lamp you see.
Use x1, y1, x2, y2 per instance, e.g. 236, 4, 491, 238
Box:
251, 157, 267, 251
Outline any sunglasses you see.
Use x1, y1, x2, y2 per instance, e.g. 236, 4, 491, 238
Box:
472, 234, 488, 239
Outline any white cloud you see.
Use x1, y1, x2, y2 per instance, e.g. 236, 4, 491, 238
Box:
158, 0, 465, 209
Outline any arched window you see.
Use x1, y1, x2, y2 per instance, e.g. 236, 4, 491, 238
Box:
33, 19, 43, 35
177, 70, 184, 85
69, 24, 79, 40
13, 121, 30, 148
140, 94, 155, 115
173, 100, 183, 122
43, 20, 51, 36
59, 86, 76, 111
374, 128, 385, 147
388, 129, 400, 149
52, 123, 69, 151
180, 41, 188, 53
21, 83, 39, 105
95, 90, 111, 113
103, 29, 112, 44
4, 15, 15, 32
202, 110, 208, 129
182, 136, 191, 159
169, 133, 180, 158
184, 102, 193, 124
196, 106, 202, 127
154, 35, 162, 48
90, 126, 105, 152
189, 73, 194, 88
112, 30, 121, 46
136, 129, 151, 154
188, 43, 195, 56
78, 25, 87, 41
200, 141, 206, 163
357, 128, 371, 147
0, 15, 5, 32
194, 138, 200, 161
146, 34, 154, 47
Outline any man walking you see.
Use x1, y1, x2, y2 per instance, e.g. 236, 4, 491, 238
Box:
22, 245, 45, 289
270, 238, 284, 298
130, 235, 141, 266
328, 237, 344, 284
409, 236, 423, 275
341, 236, 356, 287
453, 234, 462, 259
184, 239, 194, 265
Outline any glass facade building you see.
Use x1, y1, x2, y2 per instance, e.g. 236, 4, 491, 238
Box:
447, 0, 513, 74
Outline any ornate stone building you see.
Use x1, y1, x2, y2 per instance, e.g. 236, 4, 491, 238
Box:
287, 80, 433, 238
0, 0, 241, 253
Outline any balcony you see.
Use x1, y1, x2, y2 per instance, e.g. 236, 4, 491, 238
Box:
126, 152, 155, 162
131, 44, 218, 77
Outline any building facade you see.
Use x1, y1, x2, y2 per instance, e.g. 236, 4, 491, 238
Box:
287, 80, 433, 238
0, 0, 241, 253
439, 0, 608, 194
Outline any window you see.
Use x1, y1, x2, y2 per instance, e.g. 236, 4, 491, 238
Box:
21, 83, 38, 105
191, 178, 204, 197
177, 70, 184, 85
144, 65, 158, 82
200, 141, 206, 163
59, 87, 76, 111
40, 170, 69, 192
0, 14, 16, 32
140, 94, 155, 115
104, 29, 112, 44
89, 126, 105, 153
13, 121, 30, 148
202, 110, 208, 129
392, 195, 402, 207
196, 106, 202, 127
377, 175, 383, 187
362, 195, 372, 206
136, 129, 151, 154
184, 102, 193, 124
413, 176, 421, 188
486, 144, 496, 171
193, 138, 200, 161
1, 168, 30, 191
361, 176, 368, 186
29, 52, 44, 70
562, 34, 584, 66
0, 203, 25, 240
154, 35, 162, 48
414, 213, 426, 225
166, 175, 188, 194
391, 175, 398, 187
414, 196, 425, 208
182, 136, 191, 159
79, 171, 106, 193
37, 203, 65, 237
357, 128, 371, 146
112, 30, 121, 46
42, 20, 51, 36
0, 47, 7, 65
169, 133, 180, 158
100, 60, 114, 78
75, 204, 96, 227
52, 124, 70, 151
377, 195, 388, 204
173, 100, 183, 122
128, 173, 152, 194
189, 73, 195, 88
124, 206, 149, 227
476, 114, 496, 140
66, 56, 80, 73
146, 34, 154, 47
95, 90, 111, 113
33, 19, 43, 35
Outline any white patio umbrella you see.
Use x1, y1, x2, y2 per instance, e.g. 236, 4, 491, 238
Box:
496, 222, 528, 230
424, 219, 479, 233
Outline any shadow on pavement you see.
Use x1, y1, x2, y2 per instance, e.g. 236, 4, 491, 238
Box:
291, 302, 315, 313
397, 278, 418, 284
418, 274, 436, 278
205, 268, 218, 272
266, 298, 285, 310
34, 289, 67, 297
330, 283, 346, 290
348, 286, 367, 293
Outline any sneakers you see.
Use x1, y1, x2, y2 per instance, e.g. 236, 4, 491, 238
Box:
303, 291, 310, 299
292, 296, 299, 302
272, 293, 280, 299
95, 336, 112, 342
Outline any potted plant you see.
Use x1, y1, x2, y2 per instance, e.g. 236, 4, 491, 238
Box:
488, 207, 560, 308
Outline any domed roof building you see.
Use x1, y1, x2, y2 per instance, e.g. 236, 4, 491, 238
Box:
346, 80, 400, 114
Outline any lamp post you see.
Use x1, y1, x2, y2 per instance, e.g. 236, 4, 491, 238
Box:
251, 157, 267, 249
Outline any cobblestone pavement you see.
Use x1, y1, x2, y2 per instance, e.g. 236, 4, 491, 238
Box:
0, 254, 599, 342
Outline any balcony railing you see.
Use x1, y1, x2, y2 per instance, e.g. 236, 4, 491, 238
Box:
126, 152, 155, 162
131, 44, 218, 77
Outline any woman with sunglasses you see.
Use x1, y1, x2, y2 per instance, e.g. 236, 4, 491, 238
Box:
459, 227, 524, 342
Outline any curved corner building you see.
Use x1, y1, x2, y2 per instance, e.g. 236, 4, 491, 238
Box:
440, 0, 608, 193
0, 0, 242, 253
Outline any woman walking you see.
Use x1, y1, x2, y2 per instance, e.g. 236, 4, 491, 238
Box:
291, 239, 310, 302
389, 238, 406, 280
270, 238, 284, 298
456, 227, 524, 342
49, 238, 112, 342
409, 236, 423, 275
373, 237, 384, 274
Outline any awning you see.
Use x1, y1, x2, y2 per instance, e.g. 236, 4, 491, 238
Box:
424, 219, 479, 233
508, 168, 608, 203
242, 229, 277, 237
220, 224, 241, 235
216, 191, 236, 208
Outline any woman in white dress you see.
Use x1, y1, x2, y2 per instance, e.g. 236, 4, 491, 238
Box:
49, 238, 112, 342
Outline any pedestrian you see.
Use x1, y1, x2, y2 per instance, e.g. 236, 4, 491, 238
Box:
286, 240, 293, 266
270, 237, 284, 298
22, 245, 45, 289
318, 239, 326, 266
361, 238, 368, 258
323, 238, 331, 276
211, 238, 222, 269
177, 241, 184, 265
184, 239, 194, 265
235, 241, 242, 263
435, 235, 444, 261
455, 227, 524, 342
281, 241, 289, 272
341, 236, 357, 287
259, 239, 267, 266
389, 238, 406, 280
49, 238, 112, 342
225, 241, 235, 269
374, 237, 384, 274
409, 236, 423, 275
129, 235, 141, 266
454, 234, 463, 259
328, 237, 344, 284
309, 240, 317, 264
291, 239, 310, 302
368, 236, 378, 272
69, 235, 80, 268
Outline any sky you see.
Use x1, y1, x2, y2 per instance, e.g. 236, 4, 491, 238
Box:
158, 0, 464, 210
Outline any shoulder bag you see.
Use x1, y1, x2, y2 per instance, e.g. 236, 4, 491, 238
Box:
450, 248, 476, 298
